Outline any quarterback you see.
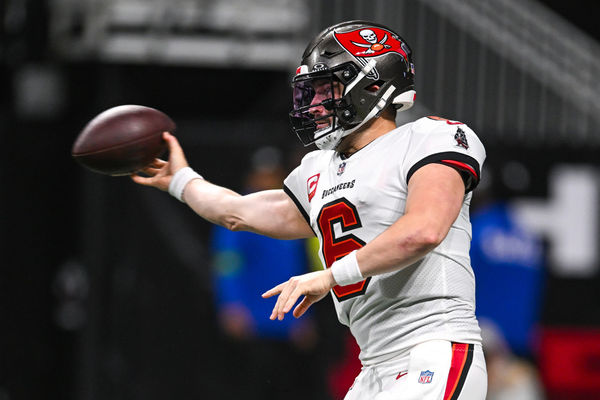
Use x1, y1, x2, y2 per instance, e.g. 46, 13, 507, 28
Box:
132, 20, 487, 400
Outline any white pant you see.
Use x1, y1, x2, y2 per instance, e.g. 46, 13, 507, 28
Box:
344, 340, 487, 400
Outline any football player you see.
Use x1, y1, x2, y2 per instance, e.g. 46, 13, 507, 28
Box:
132, 20, 487, 400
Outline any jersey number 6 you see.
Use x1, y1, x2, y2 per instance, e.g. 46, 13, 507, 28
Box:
317, 198, 371, 301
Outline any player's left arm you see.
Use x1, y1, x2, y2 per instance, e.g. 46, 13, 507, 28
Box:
355, 162, 464, 277
263, 163, 465, 320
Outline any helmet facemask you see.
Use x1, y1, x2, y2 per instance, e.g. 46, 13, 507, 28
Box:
289, 64, 359, 149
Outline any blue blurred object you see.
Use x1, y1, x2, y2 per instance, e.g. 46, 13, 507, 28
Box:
211, 225, 310, 338
470, 201, 545, 357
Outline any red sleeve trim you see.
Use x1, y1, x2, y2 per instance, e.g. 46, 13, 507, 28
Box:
407, 152, 481, 193
441, 159, 478, 179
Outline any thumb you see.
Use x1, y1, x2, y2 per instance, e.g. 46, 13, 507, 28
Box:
163, 132, 189, 171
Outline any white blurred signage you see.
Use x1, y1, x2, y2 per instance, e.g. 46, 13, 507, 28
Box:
513, 165, 599, 277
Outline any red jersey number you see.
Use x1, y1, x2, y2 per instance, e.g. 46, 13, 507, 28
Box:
317, 198, 370, 301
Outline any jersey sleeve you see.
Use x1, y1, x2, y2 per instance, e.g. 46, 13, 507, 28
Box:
283, 155, 313, 226
402, 117, 486, 193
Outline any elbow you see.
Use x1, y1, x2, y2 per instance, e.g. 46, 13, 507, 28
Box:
422, 228, 447, 248
405, 228, 446, 253
221, 215, 247, 232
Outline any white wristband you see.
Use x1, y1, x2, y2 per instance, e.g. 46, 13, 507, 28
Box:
168, 167, 203, 202
330, 250, 363, 286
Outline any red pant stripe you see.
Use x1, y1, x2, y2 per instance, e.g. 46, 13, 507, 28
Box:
443, 343, 474, 400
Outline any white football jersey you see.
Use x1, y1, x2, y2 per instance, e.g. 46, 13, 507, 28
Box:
283, 116, 486, 366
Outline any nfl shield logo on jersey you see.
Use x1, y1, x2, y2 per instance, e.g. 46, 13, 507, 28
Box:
337, 162, 346, 176
418, 370, 434, 384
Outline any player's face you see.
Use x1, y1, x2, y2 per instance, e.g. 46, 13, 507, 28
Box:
308, 79, 344, 130
289, 76, 346, 146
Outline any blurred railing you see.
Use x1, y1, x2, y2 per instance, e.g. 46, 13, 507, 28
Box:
48, 0, 600, 146
48, 0, 309, 69
420, 0, 600, 145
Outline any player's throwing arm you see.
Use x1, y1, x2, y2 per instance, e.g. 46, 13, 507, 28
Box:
131, 132, 313, 240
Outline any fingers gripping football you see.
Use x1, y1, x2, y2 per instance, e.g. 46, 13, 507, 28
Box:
130, 132, 189, 191
262, 270, 336, 320
140, 159, 167, 175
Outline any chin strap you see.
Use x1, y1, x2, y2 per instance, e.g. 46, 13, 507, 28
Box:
344, 59, 378, 93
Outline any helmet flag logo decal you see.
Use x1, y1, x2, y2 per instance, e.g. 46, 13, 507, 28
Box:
353, 29, 391, 54
334, 27, 409, 81
334, 27, 408, 60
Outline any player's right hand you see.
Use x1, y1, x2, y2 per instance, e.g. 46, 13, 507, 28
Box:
262, 269, 336, 320
130, 132, 190, 191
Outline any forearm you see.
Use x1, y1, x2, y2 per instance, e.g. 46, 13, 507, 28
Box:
355, 213, 445, 278
130, 133, 311, 238
182, 178, 313, 239
182, 178, 245, 229
352, 164, 464, 280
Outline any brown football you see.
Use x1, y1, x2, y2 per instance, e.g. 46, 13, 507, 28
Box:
72, 105, 175, 176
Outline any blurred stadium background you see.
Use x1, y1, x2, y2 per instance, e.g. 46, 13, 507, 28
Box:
1, 0, 600, 399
